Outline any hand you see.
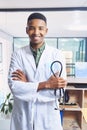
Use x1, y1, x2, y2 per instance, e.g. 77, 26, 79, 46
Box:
12, 69, 28, 82
47, 75, 67, 89
38, 74, 67, 91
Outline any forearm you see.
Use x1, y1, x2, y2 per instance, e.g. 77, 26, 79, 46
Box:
37, 81, 50, 91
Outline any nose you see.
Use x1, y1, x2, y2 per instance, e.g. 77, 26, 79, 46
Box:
34, 28, 39, 35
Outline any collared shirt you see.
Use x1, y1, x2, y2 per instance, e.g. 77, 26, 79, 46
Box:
30, 43, 45, 67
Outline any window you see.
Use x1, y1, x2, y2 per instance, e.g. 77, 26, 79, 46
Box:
45, 38, 58, 48
13, 37, 86, 77
13, 37, 29, 51
58, 38, 86, 76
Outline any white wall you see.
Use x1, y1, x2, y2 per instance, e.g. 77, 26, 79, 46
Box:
0, 30, 13, 130
1, 11, 87, 38
0, 117, 10, 130
0, 30, 13, 98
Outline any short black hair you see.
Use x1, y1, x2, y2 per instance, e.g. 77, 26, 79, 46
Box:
27, 12, 47, 24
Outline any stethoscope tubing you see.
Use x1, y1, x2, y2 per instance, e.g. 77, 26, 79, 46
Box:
50, 60, 64, 110
50, 60, 63, 77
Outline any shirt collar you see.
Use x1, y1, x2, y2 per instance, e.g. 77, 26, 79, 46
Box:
30, 43, 45, 54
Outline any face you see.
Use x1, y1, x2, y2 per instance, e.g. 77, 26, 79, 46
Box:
26, 19, 48, 48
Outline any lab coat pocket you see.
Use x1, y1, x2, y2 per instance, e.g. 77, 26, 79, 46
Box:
44, 110, 50, 128
44, 102, 61, 129
44, 102, 54, 129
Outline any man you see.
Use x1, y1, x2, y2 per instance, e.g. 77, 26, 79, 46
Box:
8, 12, 67, 130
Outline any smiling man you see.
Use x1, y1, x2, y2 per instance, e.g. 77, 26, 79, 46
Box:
8, 12, 67, 130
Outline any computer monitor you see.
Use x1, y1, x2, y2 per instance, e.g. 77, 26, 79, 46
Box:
75, 62, 87, 78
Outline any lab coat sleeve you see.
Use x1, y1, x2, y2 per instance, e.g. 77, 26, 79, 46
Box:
8, 51, 39, 102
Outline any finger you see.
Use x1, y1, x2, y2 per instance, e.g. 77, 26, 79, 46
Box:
12, 73, 22, 79
58, 80, 67, 86
16, 69, 24, 75
58, 81, 67, 88
12, 77, 20, 81
12, 70, 23, 77
54, 71, 59, 77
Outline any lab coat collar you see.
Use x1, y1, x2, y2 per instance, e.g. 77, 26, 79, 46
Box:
26, 45, 36, 71
26, 44, 49, 72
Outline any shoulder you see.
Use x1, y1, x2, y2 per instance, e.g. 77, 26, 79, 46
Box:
45, 44, 65, 61
13, 45, 30, 55
46, 44, 63, 55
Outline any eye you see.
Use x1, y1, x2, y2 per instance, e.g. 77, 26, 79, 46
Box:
29, 26, 35, 30
39, 26, 46, 30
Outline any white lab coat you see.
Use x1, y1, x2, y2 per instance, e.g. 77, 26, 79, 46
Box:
8, 44, 66, 130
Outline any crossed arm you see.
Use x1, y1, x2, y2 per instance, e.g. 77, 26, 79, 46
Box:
12, 69, 67, 92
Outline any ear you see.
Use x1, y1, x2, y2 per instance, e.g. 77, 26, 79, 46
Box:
45, 28, 48, 35
26, 27, 29, 34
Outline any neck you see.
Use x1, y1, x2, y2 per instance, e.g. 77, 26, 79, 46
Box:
30, 42, 44, 50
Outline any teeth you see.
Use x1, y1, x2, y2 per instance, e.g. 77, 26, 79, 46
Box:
34, 36, 39, 39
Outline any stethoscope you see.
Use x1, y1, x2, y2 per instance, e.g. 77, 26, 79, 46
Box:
50, 60, 65, 110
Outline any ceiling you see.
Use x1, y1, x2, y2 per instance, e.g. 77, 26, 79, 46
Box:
0, 0, 87, 37
0, 0, 87, 8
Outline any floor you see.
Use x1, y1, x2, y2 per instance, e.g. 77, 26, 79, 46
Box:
63, 118, 87, 130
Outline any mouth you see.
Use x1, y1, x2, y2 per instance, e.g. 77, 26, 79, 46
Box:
32, 35, 41, 41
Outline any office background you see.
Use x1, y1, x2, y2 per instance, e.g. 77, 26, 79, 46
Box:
0, 0, 87, 130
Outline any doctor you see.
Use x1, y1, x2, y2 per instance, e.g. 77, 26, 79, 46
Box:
8, 12, 67, 130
